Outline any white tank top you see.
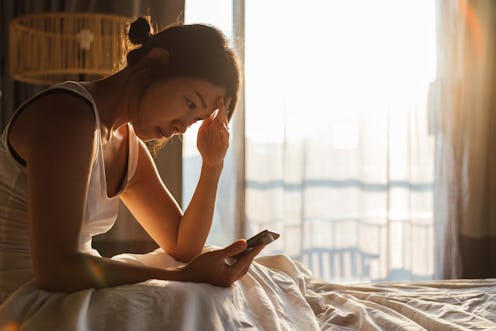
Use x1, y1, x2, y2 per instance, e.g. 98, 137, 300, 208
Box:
0, 81, 139, 302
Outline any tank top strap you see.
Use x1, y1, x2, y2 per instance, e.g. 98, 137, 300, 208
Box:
1, 81, 102, 166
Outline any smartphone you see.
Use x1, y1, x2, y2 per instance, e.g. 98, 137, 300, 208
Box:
245, 229, 280, 249
225, 230, 280, 265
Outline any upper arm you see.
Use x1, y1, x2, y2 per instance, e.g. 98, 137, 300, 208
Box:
10, 93, 97, 280
120, 140, 183, 253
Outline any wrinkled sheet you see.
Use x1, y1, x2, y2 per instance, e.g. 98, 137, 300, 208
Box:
0, 250, 319, 331
1, 249, 496, 331
308, 280, 496, 330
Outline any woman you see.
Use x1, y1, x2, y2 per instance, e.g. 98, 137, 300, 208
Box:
0, 17, 325, 331
0, 16, 263, 303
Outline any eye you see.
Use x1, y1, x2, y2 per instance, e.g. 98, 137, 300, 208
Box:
185, 97, 197, 110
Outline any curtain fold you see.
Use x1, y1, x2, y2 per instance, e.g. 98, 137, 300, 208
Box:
433, 0, 496, 279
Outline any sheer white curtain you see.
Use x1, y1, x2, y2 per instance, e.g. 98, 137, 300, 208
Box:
184, 0, 437, 282
244, 0, 436, 282
432, 0, 496, 279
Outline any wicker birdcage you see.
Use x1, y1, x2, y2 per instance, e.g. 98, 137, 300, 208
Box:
9, 12, 131, 85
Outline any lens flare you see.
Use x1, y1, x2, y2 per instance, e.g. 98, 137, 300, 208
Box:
458, 0, 483, 58
1, 321, 20, 331
82, 258, 106, 287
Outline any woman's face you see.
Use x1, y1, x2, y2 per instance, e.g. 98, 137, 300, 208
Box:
133, 77, 226, 141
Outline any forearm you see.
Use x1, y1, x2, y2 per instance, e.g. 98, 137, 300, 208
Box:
35, 252, 183, 292
174, 163, 223, 261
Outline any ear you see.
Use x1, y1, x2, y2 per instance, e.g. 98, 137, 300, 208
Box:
145, 47, 169, 63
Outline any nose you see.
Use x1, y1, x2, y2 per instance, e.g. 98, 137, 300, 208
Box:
173, 123, 187, 134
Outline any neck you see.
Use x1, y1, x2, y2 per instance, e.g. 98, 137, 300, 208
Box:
83, 68, 135, 142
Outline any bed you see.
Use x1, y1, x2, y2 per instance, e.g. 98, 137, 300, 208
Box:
0, 249, 495, 330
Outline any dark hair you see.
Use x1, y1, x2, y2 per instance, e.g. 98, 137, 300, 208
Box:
126, 17, 241, 120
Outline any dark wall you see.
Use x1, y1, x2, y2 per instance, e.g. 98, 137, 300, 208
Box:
1, 0, 184, 128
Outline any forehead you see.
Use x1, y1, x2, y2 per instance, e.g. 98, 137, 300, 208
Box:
171, 77, 225, 99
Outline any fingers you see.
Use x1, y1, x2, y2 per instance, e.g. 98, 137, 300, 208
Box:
203, 98, 228, 129
210, 99, 230, 138
215, 98, 229, 127
224, 96, 232, 110
203, 241, 264, 286
209, 109, 219, 120
229, 244, 265, 279
219, 239, 247, 259
227, 243, 265, 269
238, 244, 265, 264
203, 97, 230, 133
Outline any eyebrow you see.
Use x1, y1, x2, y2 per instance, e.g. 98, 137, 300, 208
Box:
194, 91, 207, 109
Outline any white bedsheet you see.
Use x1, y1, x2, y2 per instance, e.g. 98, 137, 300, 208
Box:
0, 249, 320, 331
1, 249, 495, 330
306, 277, 496, 330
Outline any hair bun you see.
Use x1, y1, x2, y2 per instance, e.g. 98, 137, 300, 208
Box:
128, 17, 151, 45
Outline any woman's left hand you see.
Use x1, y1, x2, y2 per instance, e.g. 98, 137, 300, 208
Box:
197, 97, 231, 167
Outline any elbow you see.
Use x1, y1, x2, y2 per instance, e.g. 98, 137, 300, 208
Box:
164, 239, 202, 263
35, 276, 67, 292
168, 247, 201, 263
34, 269, 73, 292
33, 253, 90, 292
170, 252, 195, 263
33, 264, 67, 292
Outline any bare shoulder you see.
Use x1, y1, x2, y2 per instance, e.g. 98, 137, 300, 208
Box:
9, 91, 97, 161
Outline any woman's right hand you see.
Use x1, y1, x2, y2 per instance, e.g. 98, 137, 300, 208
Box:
196, 97, 231, 167
179, 240, 264, 287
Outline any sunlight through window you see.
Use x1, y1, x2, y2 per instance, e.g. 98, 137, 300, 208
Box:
185, 0, 436, 281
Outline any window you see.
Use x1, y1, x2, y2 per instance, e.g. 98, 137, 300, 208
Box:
184, 0, 436, 282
